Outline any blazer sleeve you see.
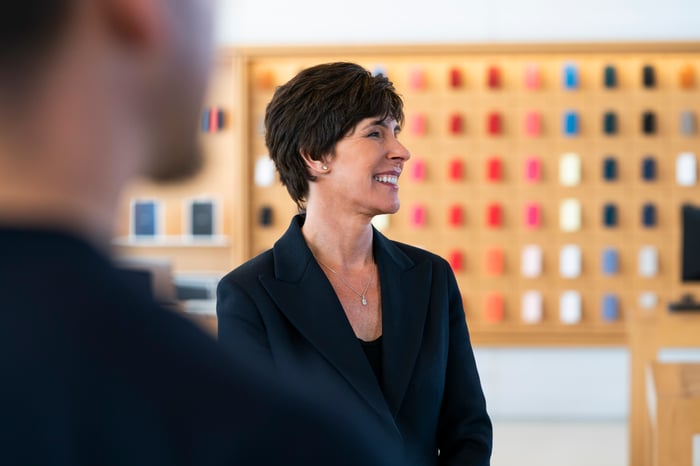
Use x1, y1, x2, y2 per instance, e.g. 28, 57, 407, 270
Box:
437, 263, 493, 465
216, 278, 273, 364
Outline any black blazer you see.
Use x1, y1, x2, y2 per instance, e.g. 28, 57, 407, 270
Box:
0, 227, 405, 466
218, 215, 492, 466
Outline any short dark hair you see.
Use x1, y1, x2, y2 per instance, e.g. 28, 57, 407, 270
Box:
0, 1, 72, 90
264, 62, 405, 210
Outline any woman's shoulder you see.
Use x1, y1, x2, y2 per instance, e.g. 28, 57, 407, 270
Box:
220, 249, 275, 287
385, 238, 450, 270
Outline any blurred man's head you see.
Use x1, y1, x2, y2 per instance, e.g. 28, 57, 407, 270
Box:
0, 0, 213, 241
0, 0, 213, 183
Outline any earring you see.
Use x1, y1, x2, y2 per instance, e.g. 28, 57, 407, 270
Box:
322, 165, 328, 171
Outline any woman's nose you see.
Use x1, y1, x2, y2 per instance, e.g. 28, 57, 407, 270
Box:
389, 139, 411, 161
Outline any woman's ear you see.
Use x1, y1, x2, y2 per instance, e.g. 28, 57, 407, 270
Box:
300, 151, 330, 175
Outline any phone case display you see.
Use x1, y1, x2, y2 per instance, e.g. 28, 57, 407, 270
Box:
240, 44, 700, 346
130, 199, 162, 238
117, 44, 700, 346
185, 198, 220, 237
200, 107, 227, 133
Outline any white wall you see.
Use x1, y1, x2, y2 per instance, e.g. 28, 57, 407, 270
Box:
475, 348, 629, 420
212, 0, 699, 421
215, 0, 700, 45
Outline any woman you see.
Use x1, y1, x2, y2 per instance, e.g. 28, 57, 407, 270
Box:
217, 62, 492, 465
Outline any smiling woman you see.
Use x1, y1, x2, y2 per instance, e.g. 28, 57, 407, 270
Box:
217, 62, 492, 465
306, 114, 408, 224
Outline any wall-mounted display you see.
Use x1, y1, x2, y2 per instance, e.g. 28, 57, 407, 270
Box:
185, 198, 219, 237
118, 43, 700, 347
130, 199, 161, 238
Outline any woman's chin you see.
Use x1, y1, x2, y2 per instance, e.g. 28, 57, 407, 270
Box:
359, 200, 400, 217
379, 202, 400, 215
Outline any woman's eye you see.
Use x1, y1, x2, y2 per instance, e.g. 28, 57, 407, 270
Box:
367, 131, 381, 138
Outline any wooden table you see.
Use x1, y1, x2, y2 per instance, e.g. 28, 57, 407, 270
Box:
647, 362, 700, 466
629, 309, 700, 466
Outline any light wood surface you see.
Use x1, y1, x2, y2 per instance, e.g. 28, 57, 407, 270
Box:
118, 42, 700, 346
647, 362, 700, 466
239, 43, 700, 347
115, 43, 700, 348
630, 311, 700, 466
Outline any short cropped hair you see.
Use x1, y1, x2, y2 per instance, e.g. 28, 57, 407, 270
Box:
264, 62, 405, 210
0, 0, 72, 90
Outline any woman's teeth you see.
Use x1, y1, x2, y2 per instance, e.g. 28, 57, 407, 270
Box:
374, 175, 398, 185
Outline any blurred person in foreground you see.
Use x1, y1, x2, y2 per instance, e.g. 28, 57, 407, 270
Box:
0, 1, 406, 465
217, 62, 493, 465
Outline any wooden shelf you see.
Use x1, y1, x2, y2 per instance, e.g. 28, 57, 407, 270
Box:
470, 323, 627, 347
113, 235, 230, 248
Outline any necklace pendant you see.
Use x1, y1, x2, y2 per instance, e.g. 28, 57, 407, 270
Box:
361, 296, 367, 306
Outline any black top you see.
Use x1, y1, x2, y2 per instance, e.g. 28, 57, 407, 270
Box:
217, 214, 492, 466
0, 227, 404, 466
359, 336, 383, 391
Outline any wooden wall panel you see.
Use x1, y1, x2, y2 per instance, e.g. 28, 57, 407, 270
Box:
114, 43, 700, 348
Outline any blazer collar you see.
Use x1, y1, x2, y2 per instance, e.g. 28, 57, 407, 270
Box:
373, 229, 432, 417
261, 215, 431, 419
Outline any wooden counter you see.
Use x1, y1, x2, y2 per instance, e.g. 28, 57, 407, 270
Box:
647, 362, 700, 466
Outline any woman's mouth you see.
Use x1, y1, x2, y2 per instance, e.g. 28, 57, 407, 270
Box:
374, 175, 399, 185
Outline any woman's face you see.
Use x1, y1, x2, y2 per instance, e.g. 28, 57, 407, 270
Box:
321, 116, 411, 217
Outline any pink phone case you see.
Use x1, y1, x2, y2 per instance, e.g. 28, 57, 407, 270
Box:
410, 114, 427, 136
525, 111, 541, 136
524, 202, 541, 228
524, 63, 541, 90
524, 156, 541, 182
410, 204, 426, 227
411, 159, 426, 182
409, 67, 426, 91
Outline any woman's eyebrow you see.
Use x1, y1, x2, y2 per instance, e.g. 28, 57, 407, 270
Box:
367, 119, 400, 132
362, 119, 387, 129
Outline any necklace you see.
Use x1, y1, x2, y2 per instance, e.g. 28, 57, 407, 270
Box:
316, 259, 375, 306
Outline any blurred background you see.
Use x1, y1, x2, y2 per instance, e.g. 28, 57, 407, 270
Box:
214, 0, 700, 45
117, 2, 700, 465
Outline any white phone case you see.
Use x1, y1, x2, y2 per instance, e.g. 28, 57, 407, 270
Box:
522, 290, 543, 324
521, 245, 543, 277
560, 245, 582, 278
560, 199, 582, 232
560, 291, 582, 324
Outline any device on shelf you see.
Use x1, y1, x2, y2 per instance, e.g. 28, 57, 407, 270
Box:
668, 294, 700, 312
668, 204, 700, 312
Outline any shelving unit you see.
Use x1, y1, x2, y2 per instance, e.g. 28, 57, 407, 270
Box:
114, 51, 244, 273
237, 43, 700, 347
114, 43, 700, 348
113, 236, 231, 248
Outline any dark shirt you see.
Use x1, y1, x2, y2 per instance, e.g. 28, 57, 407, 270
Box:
359, 336, 384, 391
0, 227, 404, 466
217, 214, 492, 466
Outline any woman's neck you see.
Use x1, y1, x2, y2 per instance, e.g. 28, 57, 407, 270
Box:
302, 204, 374, 271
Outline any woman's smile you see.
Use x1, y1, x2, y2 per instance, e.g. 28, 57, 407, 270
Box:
373, 170, 401, 188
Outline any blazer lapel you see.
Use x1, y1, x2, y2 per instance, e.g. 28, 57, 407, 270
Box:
259, 216, 392, 421
374, 230, 432, 417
